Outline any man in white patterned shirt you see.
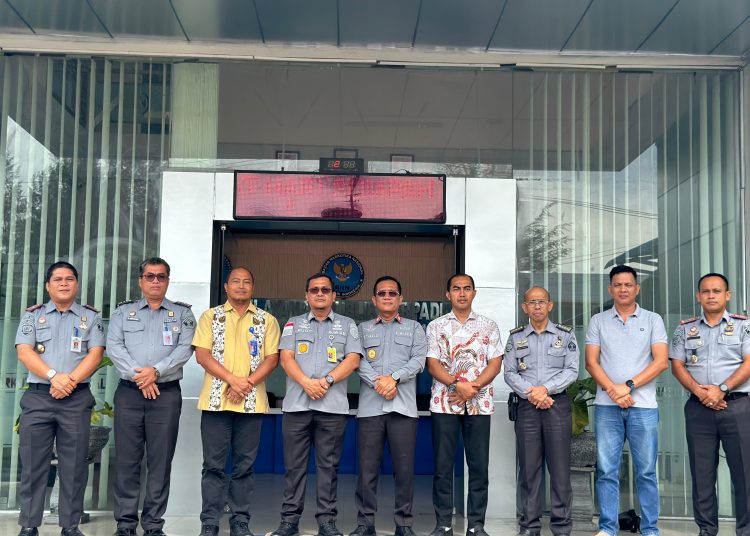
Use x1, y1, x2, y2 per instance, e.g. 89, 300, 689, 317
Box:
426, 274, 503, 536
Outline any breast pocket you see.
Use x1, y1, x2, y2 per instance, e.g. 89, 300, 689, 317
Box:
36, 327, 52, 343
363, 334, 381, 361
547, 348, 566, 368
294, 331, 315, 356
718, 336, 743, 362
123, 323, 145, 346
515, 348, 531, 372
331, 334, 347, 356
684, 338, 705, 364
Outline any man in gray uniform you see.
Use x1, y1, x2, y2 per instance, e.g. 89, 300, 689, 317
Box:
107, 257, 196, 536
15, 261, 105, 536
270, 273, 363, 536
350, 276, 427, 536
504, 286, 578, 536
671, 272, 750, 536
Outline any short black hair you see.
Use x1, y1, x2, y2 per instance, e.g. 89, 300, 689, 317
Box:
45, 261, 78, 283
446, 273, 475, 291
373, 275, 402, 295
608, 265, 638, 283
139, 257, 171, 277
227, 266, 254, 283
698, 272, 730, 291
306, 273, 334, 292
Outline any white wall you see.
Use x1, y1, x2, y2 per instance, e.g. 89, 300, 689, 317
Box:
160, 171, 518, 517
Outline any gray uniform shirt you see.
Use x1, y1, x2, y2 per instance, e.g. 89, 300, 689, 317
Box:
504, 320, 579, 398
279, 311, 363, 414
107, 297, 197, 382
357, 316, 427, 418
15, 301, 106, 384
670, 311, 750, 393
585, 304, 668, 408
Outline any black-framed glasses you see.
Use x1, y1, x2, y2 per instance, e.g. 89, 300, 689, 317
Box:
376, 290, 400, 298
307, 286, 332, 295
141, 273, 169, 282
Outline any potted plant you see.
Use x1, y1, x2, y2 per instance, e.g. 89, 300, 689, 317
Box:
567, 376, 597, 530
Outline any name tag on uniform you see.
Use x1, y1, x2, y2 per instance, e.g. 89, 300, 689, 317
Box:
327, 346, 337, 363
70, 336, 82, 353
162, 329, 174, 346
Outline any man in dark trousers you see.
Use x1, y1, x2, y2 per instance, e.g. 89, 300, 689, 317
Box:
671, 272, 750, 536
504, 286, 578, 536
350, 276, 427, 536
15, 261, 105, 536
107, 257, 196, 536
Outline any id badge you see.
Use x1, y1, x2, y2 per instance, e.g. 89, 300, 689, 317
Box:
70, 336, 82, 353
249, 339, 258, 356
327, 346, 337, 363
162, 330, 174, 346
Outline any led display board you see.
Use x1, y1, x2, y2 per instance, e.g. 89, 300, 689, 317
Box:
234, 171, 446, 223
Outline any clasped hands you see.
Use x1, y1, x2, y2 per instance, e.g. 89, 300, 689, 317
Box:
448, 379, 481, 406
525, 385, 553, 409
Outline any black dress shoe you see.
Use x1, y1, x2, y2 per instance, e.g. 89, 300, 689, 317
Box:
62, 528, 86, 536
319, 522, 344, 536
270, 522, 299, 536
230, 521, 253, 536
18, 528, 38, 536
114, 529, 137, 536
199, 525, 219, 536
516, 530, 540, 536
395, 527, 416, 536
145, 530, 167, 536
349, 526, 376, 536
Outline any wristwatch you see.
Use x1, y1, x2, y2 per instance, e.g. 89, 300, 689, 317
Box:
719, 383, 730, 394
626, 379, 635, 392
325, 374, 335, 386
391, 372, 401, 384
46, 369, 57, 381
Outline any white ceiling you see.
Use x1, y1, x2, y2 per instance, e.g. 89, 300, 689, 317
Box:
0, 0, 748, 64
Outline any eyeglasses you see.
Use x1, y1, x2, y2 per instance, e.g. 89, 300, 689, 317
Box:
376, 290, 400, 298
307, 287, 332, 295
524, 299, 549, 307
141, 273, 168, 282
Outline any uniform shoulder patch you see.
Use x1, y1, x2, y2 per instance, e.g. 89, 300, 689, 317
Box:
174, 300, 192, 308
509, 325, 525, 334
83, 304, 100, 313
679, 316, 699, 325
25, 303, 43, 312
556, 323, 573, 332
730, 313, 749, 320
116, 299, 136, 308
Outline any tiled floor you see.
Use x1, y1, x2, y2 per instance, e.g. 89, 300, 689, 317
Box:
0, 475, 733, 536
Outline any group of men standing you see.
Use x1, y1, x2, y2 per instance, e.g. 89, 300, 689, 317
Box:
13, 258, 750, 536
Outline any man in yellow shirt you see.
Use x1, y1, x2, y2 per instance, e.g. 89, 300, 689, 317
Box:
192, 267, 281, 536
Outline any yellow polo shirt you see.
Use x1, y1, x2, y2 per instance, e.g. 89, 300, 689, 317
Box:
193, 302, 280, 413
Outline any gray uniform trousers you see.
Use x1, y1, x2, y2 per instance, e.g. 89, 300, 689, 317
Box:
515, 393, 572, 535
686, 394, 750, 536
18, 383, 94, 529
281, 411, 348, 525
114, 380, 181, 530
355, 413, 417, 528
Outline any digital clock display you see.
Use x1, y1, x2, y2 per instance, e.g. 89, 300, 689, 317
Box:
319, 157, 364, 174
234, 171, 446, 223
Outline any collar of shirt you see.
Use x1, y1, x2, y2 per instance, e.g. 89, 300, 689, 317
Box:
446, 310, 477, 323
609, 303, 642, 322
306, 310, 335, 322
45, 300, 82, 317
135, 297, 176, 311
223, 300, 258, 317
700, 310, 731, 327
375, 314, 401, 324
523, 320, 555, 337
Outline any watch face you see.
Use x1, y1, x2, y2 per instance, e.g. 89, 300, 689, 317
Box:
326, 375, 334, 385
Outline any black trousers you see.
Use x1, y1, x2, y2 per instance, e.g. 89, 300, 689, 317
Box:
515, 394, 572, 535
18, 384, 94, 529
281, 411, 348, 525
113, 380, 181, 530
431, 412, 491, 528
355, 413, 417, 528
200, 411, 263, 525
686, 394, 750, 536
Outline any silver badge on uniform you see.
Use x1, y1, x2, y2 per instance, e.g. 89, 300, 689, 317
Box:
690, 354, 698, 364
519, 362, 527, 371
36, 343, 45, 354
553, 338, 563, 348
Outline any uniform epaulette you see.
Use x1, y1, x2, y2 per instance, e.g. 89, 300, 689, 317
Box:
556, 323, 572, 333
174, 301, 192, 308
509, 325, 525, 334
116, 300, 135, 308
25, 303, 43, 312
679, 316, 699, 324
83, 304, 100, 313
730, 313, 749, 320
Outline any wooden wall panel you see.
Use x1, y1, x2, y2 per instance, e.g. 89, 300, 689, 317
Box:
224, 232, 455, 300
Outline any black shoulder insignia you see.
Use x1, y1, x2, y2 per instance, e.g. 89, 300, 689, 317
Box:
679, 316, 699, 325
83, 304, 100, 313
25, 303, 43, 312
556, 323, 573, 333
174, 301, 192, 308
509, 325, 525, 334
116, 300, 136, 308
730, 313, 749, 320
